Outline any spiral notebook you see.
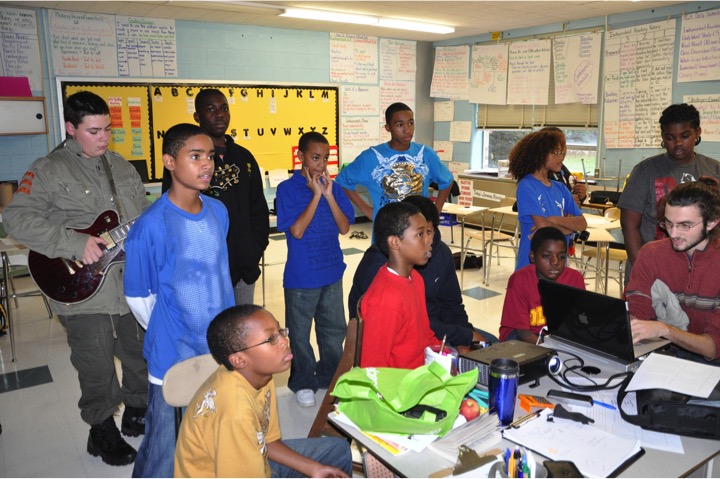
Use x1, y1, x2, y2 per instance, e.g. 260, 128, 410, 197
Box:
502, 408, 644, 478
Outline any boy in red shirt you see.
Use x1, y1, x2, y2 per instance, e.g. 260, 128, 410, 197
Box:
499, 226, 586, 344
359, 201, 440, 368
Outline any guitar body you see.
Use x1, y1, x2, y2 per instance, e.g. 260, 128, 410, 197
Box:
28, 210, 132, 304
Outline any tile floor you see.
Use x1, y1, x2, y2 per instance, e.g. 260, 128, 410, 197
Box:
0, 220, 622, 477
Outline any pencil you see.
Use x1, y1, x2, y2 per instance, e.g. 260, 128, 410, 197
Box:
439, 334, 447, 355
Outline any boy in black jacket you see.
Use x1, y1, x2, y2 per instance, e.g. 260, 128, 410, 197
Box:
349, 195, 497, 353
162, 89, 269, 305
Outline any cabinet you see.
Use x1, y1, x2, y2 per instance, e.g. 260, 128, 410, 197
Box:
0, 97, 47, 135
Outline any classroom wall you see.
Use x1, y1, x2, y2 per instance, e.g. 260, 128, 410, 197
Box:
431, 1, 720, 182
0, 10, 434, 191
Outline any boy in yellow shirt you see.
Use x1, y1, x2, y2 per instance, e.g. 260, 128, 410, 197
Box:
174, 305, 351, 478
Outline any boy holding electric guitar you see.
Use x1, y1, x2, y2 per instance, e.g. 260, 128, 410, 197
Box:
4, 91, 149, 467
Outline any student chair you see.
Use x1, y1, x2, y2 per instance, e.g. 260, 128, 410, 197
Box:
578, 207, 627, 295
307, 316, 363, 438
0, 220, 52, 317
463, 196, 519, 285
162, 353, 219, 438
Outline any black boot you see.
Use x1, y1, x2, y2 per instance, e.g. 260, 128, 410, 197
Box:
87, 416, 137, 466
121, 405, 146, 437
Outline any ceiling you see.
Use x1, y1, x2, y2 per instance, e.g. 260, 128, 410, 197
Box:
4, 1, 689, 42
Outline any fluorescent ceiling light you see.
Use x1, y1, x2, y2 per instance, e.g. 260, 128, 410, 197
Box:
281, 8, 376, 26
280, 8, 454, 34
377, 18, 455, 35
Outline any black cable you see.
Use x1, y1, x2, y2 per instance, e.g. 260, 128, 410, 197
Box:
547, 348, 631, 392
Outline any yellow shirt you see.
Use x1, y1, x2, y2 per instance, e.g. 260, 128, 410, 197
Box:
174, 366, 281, 478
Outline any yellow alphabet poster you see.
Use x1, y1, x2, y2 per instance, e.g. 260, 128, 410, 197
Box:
150, 85, 338, 178
60, 81, 339, 181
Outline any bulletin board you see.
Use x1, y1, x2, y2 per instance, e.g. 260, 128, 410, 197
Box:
59, 80, 339, 181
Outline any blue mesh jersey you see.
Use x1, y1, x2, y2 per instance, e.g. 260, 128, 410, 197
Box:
124, 193, 235, 382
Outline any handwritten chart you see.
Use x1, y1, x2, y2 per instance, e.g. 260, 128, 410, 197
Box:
507, 39, 551, 105
684, 94, 720, 142
116, 16, 177, 77
329, 33, 378, 84
469, 43, 508, 105
678, 8, 720, 83
49, 10, 178, 78
604, 19, 675, 148
0, 6, 42, 91
430, 45, 469, 100
553, 33, 601, 104
380, 38, 416, 81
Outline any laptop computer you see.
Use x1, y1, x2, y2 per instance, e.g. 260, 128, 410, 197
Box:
538, 280, 670, 368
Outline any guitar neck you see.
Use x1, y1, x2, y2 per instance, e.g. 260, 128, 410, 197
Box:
107, 218, 137, 246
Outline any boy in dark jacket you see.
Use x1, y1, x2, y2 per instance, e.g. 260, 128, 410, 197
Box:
349, 195, 496, 353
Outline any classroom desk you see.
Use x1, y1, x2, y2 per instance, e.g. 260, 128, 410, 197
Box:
583, 202, 616, 215
329, 355, 720, 478
584, 227, 620, 293
0, 237, 26, 362
441, 204, 487, 290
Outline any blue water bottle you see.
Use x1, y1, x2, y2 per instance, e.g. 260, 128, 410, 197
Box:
489, 358, 519, 426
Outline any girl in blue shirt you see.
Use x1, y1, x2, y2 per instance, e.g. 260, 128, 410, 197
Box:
510, 127, 587, 270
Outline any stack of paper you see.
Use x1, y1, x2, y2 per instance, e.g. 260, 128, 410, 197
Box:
428, 412, 502, 462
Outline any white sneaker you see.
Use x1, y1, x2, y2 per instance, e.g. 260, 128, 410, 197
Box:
296, 389, 316, 408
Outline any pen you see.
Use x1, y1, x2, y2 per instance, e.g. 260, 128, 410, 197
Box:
593, 400, 617, 410
507, 410, 542, 429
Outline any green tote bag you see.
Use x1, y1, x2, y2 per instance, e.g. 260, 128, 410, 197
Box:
332, 361, 478, 436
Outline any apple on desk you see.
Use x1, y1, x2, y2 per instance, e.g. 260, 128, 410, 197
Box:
459, 398, 481, 421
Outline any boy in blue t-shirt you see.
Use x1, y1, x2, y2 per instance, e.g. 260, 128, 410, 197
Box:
276, 132, 355, 408
124, 123, 235, 477
335, 102, 454, 221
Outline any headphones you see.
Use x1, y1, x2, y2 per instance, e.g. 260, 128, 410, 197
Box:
543, 348, 630, 392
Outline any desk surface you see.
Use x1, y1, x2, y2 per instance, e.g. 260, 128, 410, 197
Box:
442, 204, 487, 217
488, 206, 619, 231
331, 357, 720, 478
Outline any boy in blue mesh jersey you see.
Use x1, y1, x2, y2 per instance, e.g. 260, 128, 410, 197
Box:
124, 123, 235, 477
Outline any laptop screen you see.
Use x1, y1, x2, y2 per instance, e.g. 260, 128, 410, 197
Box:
538, 280, 636, 362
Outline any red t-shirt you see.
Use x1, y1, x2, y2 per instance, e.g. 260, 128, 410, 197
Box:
360, 266, 440, 369
499, 264, 586, 341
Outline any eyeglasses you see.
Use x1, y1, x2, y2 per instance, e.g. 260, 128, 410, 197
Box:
551, 150, 567, 157
236, 328, 289, 352
658, 220, 703, 232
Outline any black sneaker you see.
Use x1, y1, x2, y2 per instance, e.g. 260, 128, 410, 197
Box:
87, 416, 137, 466
121, 406, 146, 437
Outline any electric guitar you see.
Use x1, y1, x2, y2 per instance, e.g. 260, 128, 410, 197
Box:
28, 210, 136, 304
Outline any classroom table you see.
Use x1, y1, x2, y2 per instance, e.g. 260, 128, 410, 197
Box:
329, 351, 720, 478
0, 236, 27, 362
441, 204, 487, 290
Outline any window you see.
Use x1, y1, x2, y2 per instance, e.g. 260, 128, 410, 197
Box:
474, 128, 598, 177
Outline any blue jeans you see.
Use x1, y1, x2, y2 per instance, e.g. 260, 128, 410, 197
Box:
476, 327, 499, 344
269, 437, 352, 478
285, 279, 346, 392
132, 384, 176, 478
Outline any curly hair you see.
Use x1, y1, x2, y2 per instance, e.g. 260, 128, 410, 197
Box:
659, 103, 700, 130
508, 127, 566, 180
207, 304, 266, 370
666, 181, 720, 242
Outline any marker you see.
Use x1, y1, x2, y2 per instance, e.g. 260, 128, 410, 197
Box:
593, 400, 617, 410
